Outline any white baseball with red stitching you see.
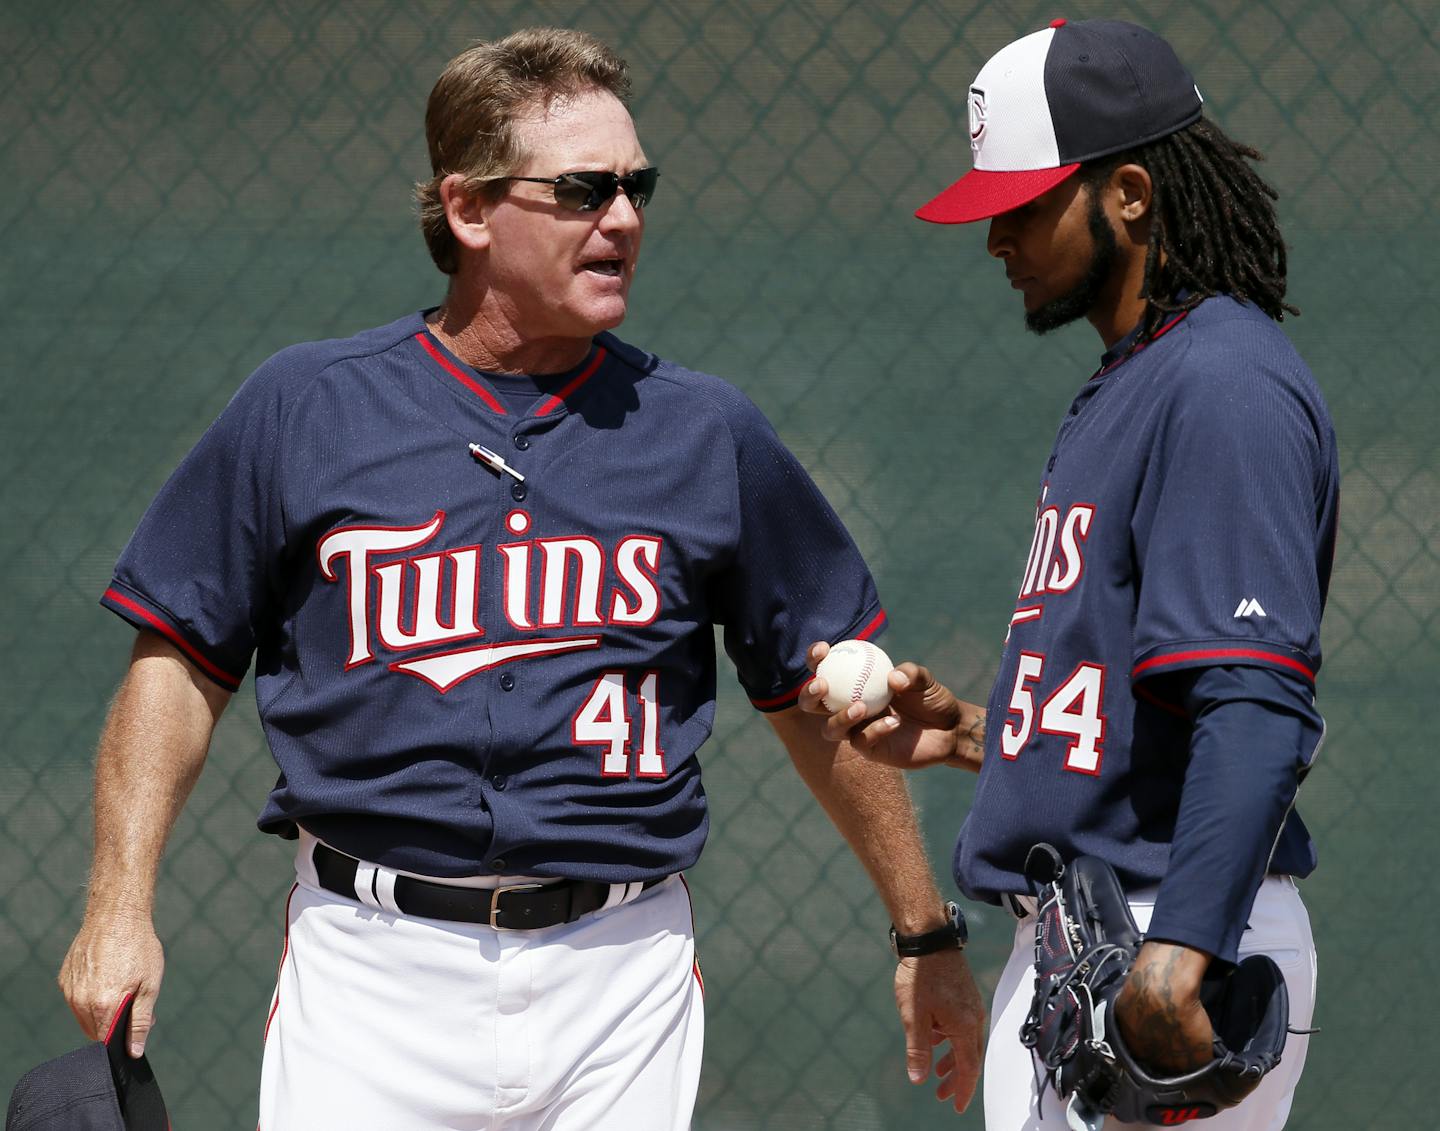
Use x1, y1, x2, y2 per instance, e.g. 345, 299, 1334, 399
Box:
816, 639, 894, 717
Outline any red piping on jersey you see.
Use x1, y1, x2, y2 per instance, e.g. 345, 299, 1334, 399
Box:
103, 587, 243, 691
853, 609, 887, 640
748, 610, 890, 710
1093, 310, 1190, 380
1132, 647, 1315, 682
415, 332, 508, 415
536, 347, 608, 416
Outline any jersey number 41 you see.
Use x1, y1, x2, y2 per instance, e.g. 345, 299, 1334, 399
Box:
574, 671, 666, 778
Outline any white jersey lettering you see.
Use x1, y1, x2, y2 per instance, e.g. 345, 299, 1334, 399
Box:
612, 537, 662, 624
316, 511, 447, 667
539, 537, 606, 628
318, 511, 670, 688
374, 546, 485, 652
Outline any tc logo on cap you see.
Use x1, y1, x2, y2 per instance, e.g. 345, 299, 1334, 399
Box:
917, 19, 1206, 225
968, 87, 988, 150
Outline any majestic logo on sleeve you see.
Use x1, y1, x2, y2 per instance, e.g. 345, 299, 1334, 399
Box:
316, 509, 662, 692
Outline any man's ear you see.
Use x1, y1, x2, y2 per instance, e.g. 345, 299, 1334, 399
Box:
440, 173, 492, 255
1112, 163, 1154, 223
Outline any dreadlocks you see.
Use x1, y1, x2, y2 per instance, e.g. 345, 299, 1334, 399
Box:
1081, 116, 1298, 344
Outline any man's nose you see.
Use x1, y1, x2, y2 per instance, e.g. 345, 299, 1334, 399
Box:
599, 187, 643, 232
986, 216, 1014, 259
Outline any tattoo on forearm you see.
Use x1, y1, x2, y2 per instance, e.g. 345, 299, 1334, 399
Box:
962, 714, 985, 761
1123, 951, 1212, 1072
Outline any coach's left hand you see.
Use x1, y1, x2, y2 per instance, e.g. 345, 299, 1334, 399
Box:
895, 946, 985, 1113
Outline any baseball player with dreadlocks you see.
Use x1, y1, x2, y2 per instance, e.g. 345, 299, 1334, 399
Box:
56, 27, 985, 1129
805, 18, 1336, 1129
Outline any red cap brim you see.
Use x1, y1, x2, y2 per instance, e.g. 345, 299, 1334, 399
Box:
915, 164, 1082, 224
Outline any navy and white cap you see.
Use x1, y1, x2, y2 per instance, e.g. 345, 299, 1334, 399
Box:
917, 18, 1204, 224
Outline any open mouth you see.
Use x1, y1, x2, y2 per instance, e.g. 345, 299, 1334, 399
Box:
582, 258, 624, 277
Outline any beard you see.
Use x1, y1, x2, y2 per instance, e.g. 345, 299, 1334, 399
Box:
1024, 190, 1121, 335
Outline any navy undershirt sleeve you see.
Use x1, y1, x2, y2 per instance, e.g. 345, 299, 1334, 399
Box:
1144, 664, 1323, 963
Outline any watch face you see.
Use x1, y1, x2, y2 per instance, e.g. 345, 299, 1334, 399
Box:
948, 902, 968, 943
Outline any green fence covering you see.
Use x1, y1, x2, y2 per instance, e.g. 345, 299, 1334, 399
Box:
3, 2, 1434, 1126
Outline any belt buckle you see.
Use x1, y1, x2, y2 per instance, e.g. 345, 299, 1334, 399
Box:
489, 882, 546, 930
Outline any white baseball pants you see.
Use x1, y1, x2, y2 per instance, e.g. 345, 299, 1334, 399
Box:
258, 836, 704, 1130
984, 875, 1316, 1131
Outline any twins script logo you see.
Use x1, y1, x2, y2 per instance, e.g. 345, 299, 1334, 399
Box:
999, 487, 1107, 774
316, 509, 662, 693
1008, 485, 1095, 632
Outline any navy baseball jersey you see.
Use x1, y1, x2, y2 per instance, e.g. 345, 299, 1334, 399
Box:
102, 311, 885, 881
955, 296, 1338, 950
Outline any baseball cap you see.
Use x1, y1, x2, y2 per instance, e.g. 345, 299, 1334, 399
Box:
916, 18, 1204, 224
5, 995, 169, 1131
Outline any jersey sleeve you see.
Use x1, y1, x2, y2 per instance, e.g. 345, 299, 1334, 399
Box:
101, 356, 293, 690
1144, 664, 1322, 962
704, 396, 886, 711
1130, 338, 1337, 687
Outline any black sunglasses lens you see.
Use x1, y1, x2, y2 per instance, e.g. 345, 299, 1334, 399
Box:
554, 172, 615, 211
553, 169, 658, 211
622, 168, 658, 208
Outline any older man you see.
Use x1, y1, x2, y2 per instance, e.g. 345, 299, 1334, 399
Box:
58, 27, 983, 1130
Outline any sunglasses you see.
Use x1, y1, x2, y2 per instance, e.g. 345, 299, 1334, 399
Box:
497, 167, 660, 212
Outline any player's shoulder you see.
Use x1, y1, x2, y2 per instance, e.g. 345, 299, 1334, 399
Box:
211, 312, 428, 439
596, 332, 780, 436
1162, 296, 1324, 403
247, 311, 426, 394
1154, 298, 1335, 453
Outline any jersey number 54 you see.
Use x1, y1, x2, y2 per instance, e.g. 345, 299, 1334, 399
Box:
1000, 652, 1107, 775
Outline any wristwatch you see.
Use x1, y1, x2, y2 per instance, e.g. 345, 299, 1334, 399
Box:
889, 901, 967, 957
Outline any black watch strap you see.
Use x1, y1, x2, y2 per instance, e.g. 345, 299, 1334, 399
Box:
890, 901, 967, 957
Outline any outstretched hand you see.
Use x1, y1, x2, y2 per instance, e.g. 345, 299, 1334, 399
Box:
799, 642, 984, 772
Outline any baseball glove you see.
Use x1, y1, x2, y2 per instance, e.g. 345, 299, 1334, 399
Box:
1018, 844, 1290, 1129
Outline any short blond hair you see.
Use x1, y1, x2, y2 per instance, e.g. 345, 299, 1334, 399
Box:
415, 27, 632, 274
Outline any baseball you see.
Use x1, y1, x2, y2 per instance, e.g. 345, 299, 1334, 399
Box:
815, 639, 895, 717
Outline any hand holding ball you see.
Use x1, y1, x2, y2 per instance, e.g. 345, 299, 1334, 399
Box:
815, 639, 894, 718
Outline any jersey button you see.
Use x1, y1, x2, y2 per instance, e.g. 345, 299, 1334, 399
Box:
511, 483, 526, 502
513, 434, 530, 450
492, 775, 507, 791
492, 857, 507, 870
499, 672, 515, 691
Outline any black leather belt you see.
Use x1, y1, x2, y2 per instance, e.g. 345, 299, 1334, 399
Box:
311, 842, 663, 929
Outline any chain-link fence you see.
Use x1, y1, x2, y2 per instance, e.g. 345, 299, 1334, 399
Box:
2, 1, 1435, 1126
